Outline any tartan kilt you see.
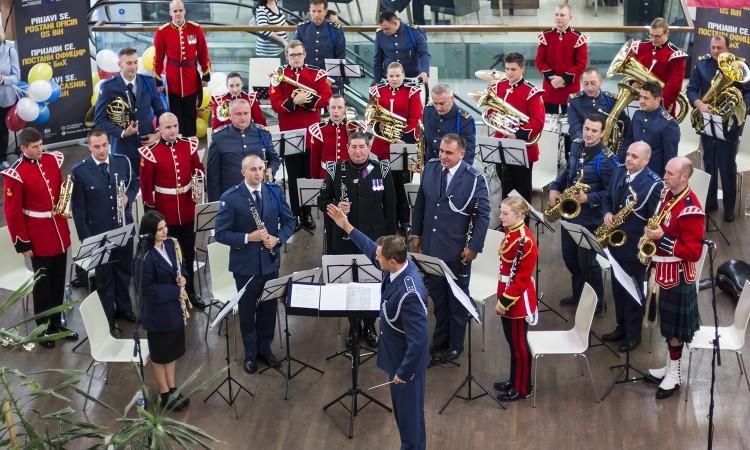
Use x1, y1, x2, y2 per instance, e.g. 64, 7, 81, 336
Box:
658, 278, 700, 342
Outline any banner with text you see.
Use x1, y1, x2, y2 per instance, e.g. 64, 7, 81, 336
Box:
14, 0, 91, 144
692, 7, 750, 64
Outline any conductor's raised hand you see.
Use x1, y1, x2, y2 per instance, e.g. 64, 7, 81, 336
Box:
326, 204, 353, 234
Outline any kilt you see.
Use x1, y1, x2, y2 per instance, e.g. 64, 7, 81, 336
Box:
658, 276, 700, 343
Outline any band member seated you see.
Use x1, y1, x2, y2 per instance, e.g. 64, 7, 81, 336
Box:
307, 94, 365, 179
644, 157, 705, 400
600, 141, 663, 353
71, 129, 138, 329
2, 127, 77, 348
136, 210, 190, 412
411, 133, 490, 363
215, 155, 296, 374
548, 114, 617, 312
210, 72, 266, 131
326, 203, 429, 450
318, 131, 397, 347
207, 99, 278, 202
423, 84, 476, 164
369, 61, 423, 235
494, 195, 538, 402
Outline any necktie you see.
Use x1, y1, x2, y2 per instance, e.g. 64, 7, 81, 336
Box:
253, 190, 262, 212
126, 82, 134, 106
440, 168, 449, 196
99, 162, 109, 180
617, 174, 631, 206
360, 166, 369, 179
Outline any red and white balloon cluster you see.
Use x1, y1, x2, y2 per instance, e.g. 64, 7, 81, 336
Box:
6, 62, 61, 131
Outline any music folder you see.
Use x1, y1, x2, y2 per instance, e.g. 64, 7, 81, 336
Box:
286, 281, 381, 318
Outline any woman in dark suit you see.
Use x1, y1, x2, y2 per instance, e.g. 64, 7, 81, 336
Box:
136, 211, 190, 411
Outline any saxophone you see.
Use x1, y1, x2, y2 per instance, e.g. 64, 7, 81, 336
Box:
170, 237, 192, 324
114, 173, 127, 227
637, 187, 685, 266
543, 158, 590, 222
594, 185, 638, 248
53, 175, 74, 218
191, 169, 205, 204
250, 198, 278, 261
411, 120, 426, 174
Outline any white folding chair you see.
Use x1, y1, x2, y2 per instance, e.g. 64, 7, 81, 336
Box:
734, 137, 750, 216
468, 228, 503, 351
686, 281, 750, 399
532, 128, 563, 212
0, 226, 35, 320
527, 283, 600, 407
690, 168, 711, 210
79, 291, 150, 410
205, 242, 237, 340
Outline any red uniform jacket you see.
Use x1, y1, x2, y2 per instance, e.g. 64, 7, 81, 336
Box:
307, 119, 366, 179
633, 40, 687, 117
535, 27, 588, 106
210, 91, 266, 130
496, 222, 538, 320
153, 20, 211, 97
269, 65, 332, 131
489, 78, 545, 163
2, 152, 71, 257
653, 187, 705, 289
139, 136, 205, 226
368, 83, 423, 161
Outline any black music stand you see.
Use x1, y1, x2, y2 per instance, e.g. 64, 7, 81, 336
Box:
507, 189, 566, 322
258, 268, 324, 400
599, 249, 648, 401
700, 113, 732, 246
204, 278, 254, 416
477, 135, 528, 187
194, 201, 220, 314
560, 221, 620, 358
296, 178, 324, 238
325, 59, 362, 96
389, 143, 418, 175
71, 224, 135, 354
271, 128, 306, 196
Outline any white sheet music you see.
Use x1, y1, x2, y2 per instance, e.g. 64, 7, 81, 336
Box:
346, 283, 381, 311
604, 249, 643, 305
320, 283, 348, 311
446, 275, 480, 323
290, 284, 321, 309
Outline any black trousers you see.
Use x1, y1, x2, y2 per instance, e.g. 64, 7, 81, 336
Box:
544, 102, 567, 115
167, 221, 196, 297
30, 252, 67, 327
561, 226, 604, 305
425, 260, 471, 353
234, 272, 278, 362
497, 162, 534, 202
392, 169, 411, 225
285, 152, 310, 217
611, 260, 646, 341
167, 93, 198, 137
501, 316, 531, 395
0, 104, 12, 161
95, 240, 134, 327
702, 134, 738, 212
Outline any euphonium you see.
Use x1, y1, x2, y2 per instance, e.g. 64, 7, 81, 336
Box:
191, 169, 205, 204
600, 82, 639, 151
637, 187, 669, 266
544, 161, 590, 222
53, 175, 74, 218
365, 95, 407, 143
594, 185, 638, 248
690, 52, 750, 134
477, 87, 540, 145
269, 66, 318, 97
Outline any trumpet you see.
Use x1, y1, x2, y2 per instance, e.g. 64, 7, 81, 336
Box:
595, 185, 638, 248
269, 66, 318, 98
114, 173, 127, 227
544, 159, 589, 222
53, 175, 74, 218
365, 95, 408, 143
191, 169, 205, 204
477, 87, 540, 145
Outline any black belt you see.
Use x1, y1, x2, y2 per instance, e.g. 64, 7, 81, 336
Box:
167, 57, 196, 68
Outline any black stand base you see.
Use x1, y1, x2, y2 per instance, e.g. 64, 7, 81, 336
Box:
590, 331, 621, 358
204, 316, 254, 418
323, 387, 393, 439
439, 318, 504, 414
705, 215, 730, 246
599, 348, 646, 401
326, 345, 377, 365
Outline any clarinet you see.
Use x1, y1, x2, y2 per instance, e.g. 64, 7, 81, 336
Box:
460, 199, 480, 277
249, 199, 278, 261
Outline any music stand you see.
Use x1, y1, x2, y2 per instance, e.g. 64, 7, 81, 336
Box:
296, 178, 324, 237
405, 182, 420, 209
700, 113, 732, 246
271, 128, 306, 195
389, 143, 418, 173
507, 189, 566, 322
325, 59, 362, 96
204, 278, 254, 416
194, 201, 220, 307
560, 221, 620, 358
477, 135, 529, 168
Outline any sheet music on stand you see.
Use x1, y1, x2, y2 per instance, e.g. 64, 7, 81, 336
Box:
476, 135, 529, 168
408, 252, 479, 323
389, 143, 418, 171
701, 113, 727, 141
324, 59, 362, 79
194, 201, 220, 233
507, 189, 554, 233
604, 248, 644, 305
74, 223, 135, 272
271, 128, 306, 158
560, 221, 606, 259
288, 282, 381, 317
297, 178, 324, 209
322, 254, 382, 284
405, 182, 420, 209
209, 277, 252, 329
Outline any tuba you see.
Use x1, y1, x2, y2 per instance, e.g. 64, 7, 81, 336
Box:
191, 169, 205, 204
105, 97, 134, 129
544, 159, 590, 222
690, 52, 750, 135
53, 175, 74, 218
477, 87, 540, 145
594, 185, 638, 248
269, 66, 318, 97
365, 95, 408, 143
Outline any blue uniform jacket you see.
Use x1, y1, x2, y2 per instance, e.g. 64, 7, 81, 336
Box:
294, 20, 346, 68
207, 124, 279, 202
601, 165, 663, 266
550, 141, 619, 229
374, 22, 430, 81
215, 182, 295, 276
94, 74, 165, 161
70, 154, 138, 241
619, 106, 680, 177
423, 103, 476, 164
139, 239, 187, 332
686, 54, 750, 142
349, 228, 429, 380
412, 159, 490, 263
567, 90, 628, 141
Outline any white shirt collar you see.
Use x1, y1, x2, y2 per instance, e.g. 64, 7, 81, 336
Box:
389, 260, 409, 282
245, 181, 262, 194
94, 156, 110, 166
121, 74, 136, 86
627, 168, 643, 181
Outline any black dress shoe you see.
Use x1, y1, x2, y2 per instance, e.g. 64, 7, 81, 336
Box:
655, 384, 679, 399
293, 216, 303, 232
429, 340, 448, 356
724, 211, 735, 222
52, 325, 79, 341
115, 311, 137, 323
497, 388, 532, 402
559, 296, 578, 306
444, 350, 461, 362
644, 373, 663, 384
602, 329, 625, 342
364, 326, 378, 348
617, 339, 641, 353
39, 339, 55, 349
168, 388, 190, 411
493, 380, 512, 392
302, 214, 316, 231
244, 360, 258, 374
259, 353, 282, 368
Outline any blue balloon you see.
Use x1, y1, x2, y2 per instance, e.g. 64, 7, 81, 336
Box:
47, 80, 61, 103
31, 105, 50, 125
16, 81, 28, 92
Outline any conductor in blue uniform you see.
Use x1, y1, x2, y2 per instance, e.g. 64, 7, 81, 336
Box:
71, 129, 138, 328
215, 154, 295, 374
411, 133, 490, 362
423, 84, 476, 164
94, 47, 165, 181
619, 81, 680, 178
207, 99, 278, 202
326, 203, 429, 450
374, 11, 430, 83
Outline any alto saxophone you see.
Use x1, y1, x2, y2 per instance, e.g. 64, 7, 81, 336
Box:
53, 175, 74, 218
114, 173, 127, 227
594, 185, 638, 248
250, 198, 278, 261
544, 158, 590, 222
637, 187, 669, 266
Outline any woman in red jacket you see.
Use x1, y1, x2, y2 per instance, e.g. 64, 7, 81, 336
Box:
494, 195, 538, 402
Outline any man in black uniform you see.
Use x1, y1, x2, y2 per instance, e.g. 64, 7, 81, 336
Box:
318, 131, 397, 346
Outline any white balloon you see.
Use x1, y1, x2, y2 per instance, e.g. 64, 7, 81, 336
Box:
210, 84, 229, 97
28, 80, 52, 102
207, 72, 228, 93
96, 49, 119, 73
16, 98, 40, 121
